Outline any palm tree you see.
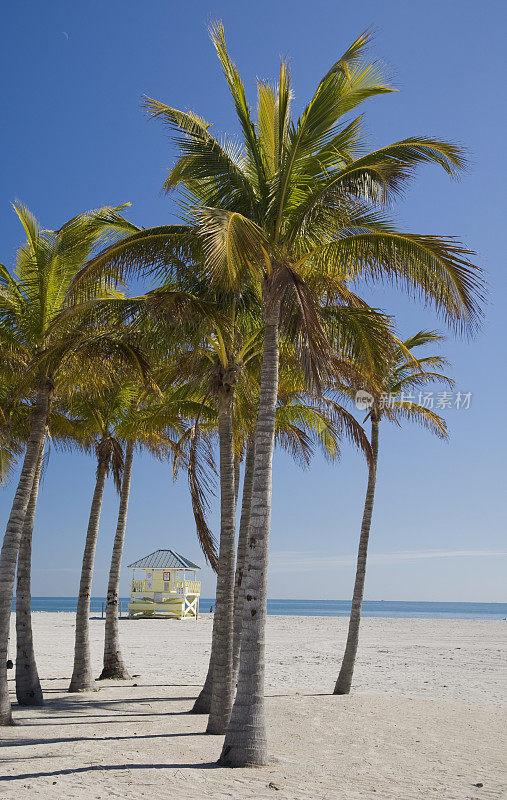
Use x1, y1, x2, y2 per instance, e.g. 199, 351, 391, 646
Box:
192, 343, 373, 716
15, 439, 45, 705
69, 433, 123, 691
174, 310, 263, 734
230, 358, 374, 681
0, 202, 140, 724
71, 27, 483, 763
99, 437, 134, 681
334, 331, 452, 694
98, 383, 197, 680
65, 386, 147, 692
1, 388, 83, 706
0, 378, 43, 704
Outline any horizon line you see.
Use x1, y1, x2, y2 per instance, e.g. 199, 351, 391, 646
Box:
20, 596, 507, 605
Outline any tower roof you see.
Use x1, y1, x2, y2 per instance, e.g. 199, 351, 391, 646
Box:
127, 549, 200, 570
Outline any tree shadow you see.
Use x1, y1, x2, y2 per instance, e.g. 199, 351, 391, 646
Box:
18, 711, 192, 726
13, 693, 198, 724
2, 731, 204, 749
40, 694, 192, 712
266, 692, 333, 698
0, 762, 222, 782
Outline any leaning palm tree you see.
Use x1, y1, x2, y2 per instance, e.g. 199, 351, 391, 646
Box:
64, 386, 147, 692
15, 440, 45, 705
192, 337, 374, 716
71, 27, 483, 763
0, 381, 43, 704
334, 331, 453, 694
1, 380, 78, 705
99, 436, 134, 681
0, 202, 140, 724
98, 382, 204, 680
203, 326, 261, 735
173, 306, 264, 734
15, 405, 80, 705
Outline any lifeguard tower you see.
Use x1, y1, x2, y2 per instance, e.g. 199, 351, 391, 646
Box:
127, 550, 201, 619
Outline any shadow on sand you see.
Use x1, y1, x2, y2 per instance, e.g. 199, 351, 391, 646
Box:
0, 762, 223, 782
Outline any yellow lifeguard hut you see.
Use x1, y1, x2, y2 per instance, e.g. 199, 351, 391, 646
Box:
127, 550, 201, 620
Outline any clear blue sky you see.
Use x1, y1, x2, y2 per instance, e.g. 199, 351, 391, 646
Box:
1, 1, 505, 601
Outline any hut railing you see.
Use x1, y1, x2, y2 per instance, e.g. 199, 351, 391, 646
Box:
131, 579, 201, 595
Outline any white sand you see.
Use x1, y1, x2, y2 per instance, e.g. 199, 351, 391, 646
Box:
2, 612, 506, 799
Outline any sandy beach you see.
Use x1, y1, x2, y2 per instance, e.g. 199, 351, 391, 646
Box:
2, 612, 506, 799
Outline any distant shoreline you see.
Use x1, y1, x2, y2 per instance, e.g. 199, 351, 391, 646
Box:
12, 597, 507, 620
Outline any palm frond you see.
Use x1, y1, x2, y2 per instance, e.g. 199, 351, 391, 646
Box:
209, 21, 267, 194
197, 207, 268, 288
187, 423, 219, 571
390, 401, 449, 439
272, 265, 331, 391
68, 225, 198, 298
305, 230, 485, 332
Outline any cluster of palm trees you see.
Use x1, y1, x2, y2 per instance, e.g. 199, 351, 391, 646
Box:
0, 25, 483, 767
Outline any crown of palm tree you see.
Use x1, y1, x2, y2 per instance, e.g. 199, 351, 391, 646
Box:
71, 26, 483, 399
0, 202, 151, 398
333, 329, 453, 438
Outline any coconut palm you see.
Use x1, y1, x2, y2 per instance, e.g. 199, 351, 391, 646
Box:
1, 388, 81, 705
192, 339, 374, 720
173, 308, 264, 734
0, 383, 40, 703
230, 355, 376, 681
99, 437, 134, 680
334, 331, 452, 694
70, 26, 483, 763
0, 202, 142, 724
98, 383, 205, 680
67, 389, 127, 692
65, 383, 180, 692
15, 440, 45, 705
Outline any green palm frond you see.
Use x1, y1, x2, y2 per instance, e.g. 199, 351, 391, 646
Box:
390, 401, 448, 439
187, 422, 219, 571
209, 21, 267, 194
197, 207, 268, 288
304, 230, 484, 331
69, 225, 197, 297
322, 305, 394, 377
144, 97, 256, 212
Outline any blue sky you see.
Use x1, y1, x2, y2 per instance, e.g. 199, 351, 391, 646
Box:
1, 1, 505, 601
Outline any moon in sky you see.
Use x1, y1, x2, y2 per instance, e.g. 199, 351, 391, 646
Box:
62, 31, 69, 40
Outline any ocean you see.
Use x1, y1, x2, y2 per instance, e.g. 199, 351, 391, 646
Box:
15, 597, 507, 620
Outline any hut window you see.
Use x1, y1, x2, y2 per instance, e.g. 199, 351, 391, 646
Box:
164, 581, 169, 591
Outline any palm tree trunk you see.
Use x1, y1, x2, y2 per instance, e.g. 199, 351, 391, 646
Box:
334, 415, 379, 695
68, 457, 108, 692
0, 381, 51, 725
232, 436, 255, 682
220, 299, 280, 766
15, 440, 45, 706
207, 392, 237, 734
98, 440, 134, 681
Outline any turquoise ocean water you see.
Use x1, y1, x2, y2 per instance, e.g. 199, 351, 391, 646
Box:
15, 597, 507, 620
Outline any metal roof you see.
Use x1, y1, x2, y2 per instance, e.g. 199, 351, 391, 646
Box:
127, 549, 201, 570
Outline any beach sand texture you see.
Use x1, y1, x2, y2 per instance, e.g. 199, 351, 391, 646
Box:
2, 613, 506, 799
